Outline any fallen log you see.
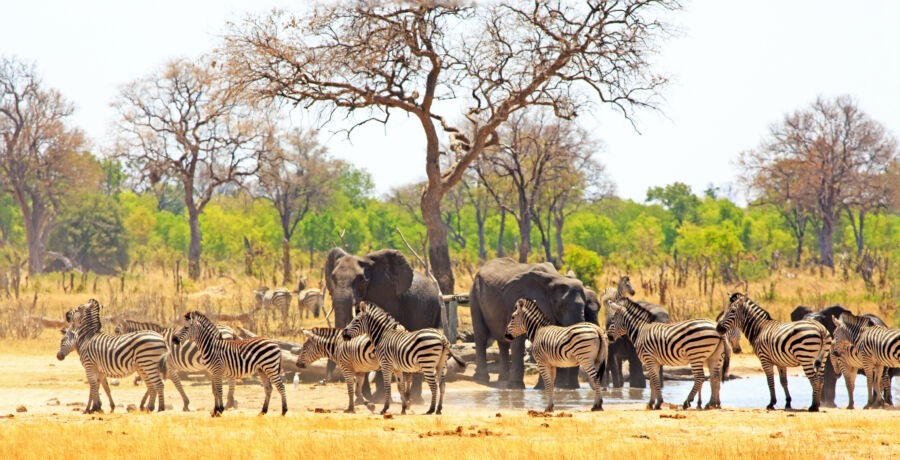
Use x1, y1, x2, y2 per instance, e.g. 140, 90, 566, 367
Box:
236, 326, 304, 353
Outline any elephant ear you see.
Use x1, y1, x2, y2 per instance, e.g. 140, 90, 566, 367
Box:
367, 249, 414, 297
501, 270, 559, 324
324, 247, 348, 297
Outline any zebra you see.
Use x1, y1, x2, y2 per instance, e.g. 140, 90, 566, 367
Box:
716, 292, 830, 412
254, 287, 293, 319
607, 297, 729, 410
716, 310, 743, 354
342, 302, 461, 415
831, 312, 900, 409
57, 323, 116, 412
296, 288, 324, 318
172, 311, 286, 417
115, 319, 240, 411
504, 298, 608, 412
296, 327, 379, 412
64, 299, 168, 414
599, 275, 636, 306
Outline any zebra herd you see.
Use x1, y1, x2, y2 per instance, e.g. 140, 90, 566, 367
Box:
56, 285, 900, 416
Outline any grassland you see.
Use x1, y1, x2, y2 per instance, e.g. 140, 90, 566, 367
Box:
1, 268, 898, 459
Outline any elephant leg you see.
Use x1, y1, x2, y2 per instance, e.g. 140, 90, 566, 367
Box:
373, 370, 386, 400
498, 340, 511, 385
509, 336, 526, 390
408, 374, 424, 405
820, 359, 838, 408
471, 301, 491, 384
609, 342, 624, 388
555, 367, 580, 390
627, 342, 646, 388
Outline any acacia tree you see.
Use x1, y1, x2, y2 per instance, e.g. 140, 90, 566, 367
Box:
225, 0, 677, 293
255, 128, 337, 283
0, 57, 95, 274
742, 96, 897, 268
114, 58, 271, 279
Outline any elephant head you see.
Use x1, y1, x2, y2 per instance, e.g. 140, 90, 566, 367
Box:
501, 270, 590, 327
324, 247, 414, 328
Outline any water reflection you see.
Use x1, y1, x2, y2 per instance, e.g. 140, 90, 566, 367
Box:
444, 375, 900, 410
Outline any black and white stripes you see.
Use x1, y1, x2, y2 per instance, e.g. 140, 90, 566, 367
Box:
716, 293, 830, 411
342, 302, 456, 415
505, 298, 608, 412
297, 327, 379, 412
62, 299, 168, 414
173, 311, 286, 417
831, 312, 900, 409
608, 297, 729, 410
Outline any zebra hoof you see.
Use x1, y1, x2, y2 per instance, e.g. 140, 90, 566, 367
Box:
425, 409, 435, 415
682, 402, 689, 410
766, 404, 775, 410
591, 405, 603, 412
808, 405, 819, 412
281, 408, 287, 416
182, 407, 190, 412
344, 408, 355, 414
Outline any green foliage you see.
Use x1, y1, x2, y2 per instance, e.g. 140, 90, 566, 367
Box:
646, 182, 701, 225
563, 244, 603, 289
48, 193, 129, 274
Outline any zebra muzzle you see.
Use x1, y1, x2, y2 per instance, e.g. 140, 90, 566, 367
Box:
503, 333, 514, 342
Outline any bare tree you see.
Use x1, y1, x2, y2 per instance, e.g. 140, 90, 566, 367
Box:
255, 128, 338, 283
113, 58, 271, 279
741, 96, 897, 268
225, 0, 677, 293
0, 57, 95, 274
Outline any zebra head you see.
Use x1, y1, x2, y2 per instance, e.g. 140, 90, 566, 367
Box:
343, 302, 370, 341
173, 311, 200, 345
296, 330, 326, 368
504, 299, 532, 341
715, 309, 743, 353
616, 276, 636, 298
605, 302, 627, 342
716, 293, 746, 335
69, 299, 103, 335
830, 313, 869, 374
56, 324, 77, 361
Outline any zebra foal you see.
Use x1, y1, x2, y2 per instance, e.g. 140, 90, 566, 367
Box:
296, 327, 379, 412
342, 302, 460, 415
607, 297, 729, 410
63, 299, 167, 414
504, 298, 608, 412
115, 319, 240, 411
716, 293, 830, 411
831, 312, 900, 409
173, 311, 287, 417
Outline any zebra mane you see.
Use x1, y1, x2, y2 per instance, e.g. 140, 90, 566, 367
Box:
731, 293, 772, 320
118, 319, 166, 333
185, 311, 223, 339
309, 327, 343, 339
361, 303, 401, 329
76, 299, 104, 338
517, 298, 551, 326
616, 297, 653, 322
838, 312, 873, 330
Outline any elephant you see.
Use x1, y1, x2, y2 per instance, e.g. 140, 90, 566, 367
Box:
469, 258, 599, 390
604, 299, 669, 388
792, 305, 897, 407
324, 247, 442, 402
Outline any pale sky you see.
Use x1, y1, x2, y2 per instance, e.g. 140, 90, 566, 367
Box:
2, 0, 899, 203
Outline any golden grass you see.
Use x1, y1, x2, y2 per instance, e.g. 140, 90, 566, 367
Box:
1, 408, 898, 459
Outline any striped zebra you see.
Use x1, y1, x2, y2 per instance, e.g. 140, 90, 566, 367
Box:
716, 293, 830, 411
599, 275, 636, 306
831, 312, 900, 409
63, 299, 168, 414
342, 302, 460, 415
57, 323, 115, 412
172, 311, 286, 417
716, 310, 743, 354
254, 287, 293, 319
296, 289, 324, 318
296, 327, 379, 412
607, 297, 729, 410
504, 298, 608, 412
115, 319, 240, 411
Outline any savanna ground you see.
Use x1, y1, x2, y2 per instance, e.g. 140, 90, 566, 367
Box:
1, 268, 899, 459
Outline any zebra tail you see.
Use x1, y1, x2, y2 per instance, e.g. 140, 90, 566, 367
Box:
721, 338, 731, 380
449, 349, 466, 368
595, 325, 608, 379
159, 353, 168, 378
814, 328, 827, 370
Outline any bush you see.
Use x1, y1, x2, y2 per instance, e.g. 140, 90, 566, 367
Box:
564, 244, 603, 289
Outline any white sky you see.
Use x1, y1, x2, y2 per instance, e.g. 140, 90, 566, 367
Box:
2, 0, 899, 203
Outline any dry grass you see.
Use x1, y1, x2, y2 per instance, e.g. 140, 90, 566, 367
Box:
1, 408, 898, 459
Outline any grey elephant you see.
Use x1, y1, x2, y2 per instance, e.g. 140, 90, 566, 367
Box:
324, 247, 442, 401
470, 258, 599, 389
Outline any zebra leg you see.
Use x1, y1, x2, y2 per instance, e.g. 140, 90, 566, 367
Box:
760, 360, 777, 410
258, 371, 273, 415
169, 369, 190, 411
881, 369, 893, 407
396, 372, 408, 415
777, 366, 792, 410
380, 365, 392, 415
424, 369, 439, 415
800, 363, 821, 412
705, 349, 723, 409
871, 365, 886, 408
137, 369, 156, 412
437, 367, 446, 415
843, 367, 856, 409
355, 373, 375, 409
537, 365, 556, 413
271, 371, 287, 416
210, 376, 224, 417
85, 371, 102, 414
863, 364, 877, 409
579, 360, 603, 411
342, 367, 356, 413
225, 378, 238, 409
683, 361, 706, 410
646, 362, 663, 410
100, 377, 115, 413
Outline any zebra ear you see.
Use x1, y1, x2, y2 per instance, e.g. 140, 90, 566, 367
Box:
832, 316, 843, 328
301, 329, 313, 338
